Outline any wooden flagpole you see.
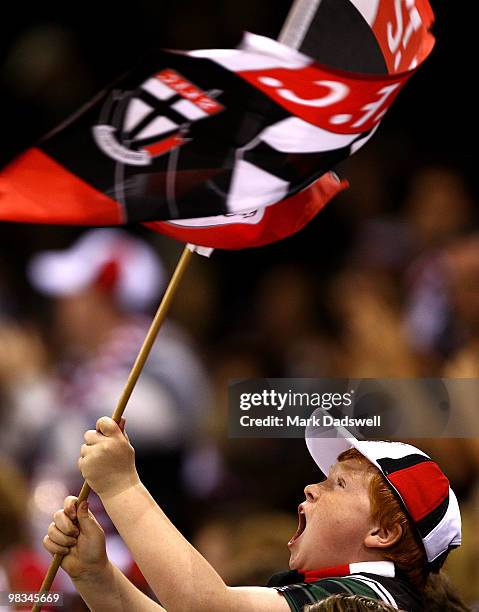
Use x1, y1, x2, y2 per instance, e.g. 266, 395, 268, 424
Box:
33, 1, 323, 608
32, 245, 194, 611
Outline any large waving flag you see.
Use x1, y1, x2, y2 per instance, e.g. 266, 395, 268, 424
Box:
0, 0, 434, 249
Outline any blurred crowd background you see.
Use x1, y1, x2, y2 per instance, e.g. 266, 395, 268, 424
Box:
0, 1, 478, 610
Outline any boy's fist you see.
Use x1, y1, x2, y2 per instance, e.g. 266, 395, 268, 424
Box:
79, 417, 140, 499
43, 496, 108, 581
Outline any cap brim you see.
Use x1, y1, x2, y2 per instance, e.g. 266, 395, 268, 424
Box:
305, 408, 431, 475
305, 407, 358, 476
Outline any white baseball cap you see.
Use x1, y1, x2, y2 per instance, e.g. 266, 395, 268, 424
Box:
28, 229, 166, 311
305, 414, 461, 566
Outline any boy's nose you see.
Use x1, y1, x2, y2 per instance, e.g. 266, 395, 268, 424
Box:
304, 482, 321, 501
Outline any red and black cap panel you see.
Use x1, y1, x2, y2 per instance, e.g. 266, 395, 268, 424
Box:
377, 454, 450, 539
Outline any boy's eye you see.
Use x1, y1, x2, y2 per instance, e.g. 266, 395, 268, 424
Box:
337, 478, 346, 488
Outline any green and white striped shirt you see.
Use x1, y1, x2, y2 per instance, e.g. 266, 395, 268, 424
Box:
269, 561, 423, 611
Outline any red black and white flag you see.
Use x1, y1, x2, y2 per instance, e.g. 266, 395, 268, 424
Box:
0, 0, 434, 249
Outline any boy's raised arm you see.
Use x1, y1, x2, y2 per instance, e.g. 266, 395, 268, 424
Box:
79, 417, 290, 612
74, 560, 166, 612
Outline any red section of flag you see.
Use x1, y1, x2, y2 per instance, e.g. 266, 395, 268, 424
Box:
143, 133, 185, 157
0, 148, 123, 225
156, 69, 224, 115
371, 0, 435, 74
239, 65, 406, 135
145, 172, 348, 250
388, 461, 449, 522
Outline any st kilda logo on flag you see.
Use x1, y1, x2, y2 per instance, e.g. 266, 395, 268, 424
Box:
93, 69, 225, 167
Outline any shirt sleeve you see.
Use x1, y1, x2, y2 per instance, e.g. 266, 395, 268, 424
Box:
274, 578, 380, 611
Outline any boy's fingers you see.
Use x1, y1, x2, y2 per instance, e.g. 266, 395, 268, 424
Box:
53, 509, 79, 537
84, 429, 101, 445
47, 522, 78, 547
43, 535, 70, 556
76, 500, 90, 521
76, 501, 103, 536
119, 417, 131, 442
96, 416, 122, 437
64, 496, 79, 521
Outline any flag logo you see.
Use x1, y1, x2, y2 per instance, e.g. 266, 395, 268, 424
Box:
93, 69, 225, 166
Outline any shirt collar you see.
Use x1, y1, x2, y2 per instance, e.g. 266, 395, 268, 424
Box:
303, 561, 396, 583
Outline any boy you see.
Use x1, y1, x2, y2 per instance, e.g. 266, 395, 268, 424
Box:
44, 417, 461, 611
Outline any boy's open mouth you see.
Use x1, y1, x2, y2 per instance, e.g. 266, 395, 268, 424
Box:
288, 505, 307, 546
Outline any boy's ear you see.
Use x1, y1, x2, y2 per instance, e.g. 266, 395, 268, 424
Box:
364, 523, 402, 550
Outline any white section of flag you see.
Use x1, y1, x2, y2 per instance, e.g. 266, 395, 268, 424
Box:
190, 32, 311, 72
226, 159, 289, 212
167, 207, 266, 228
142, 78, 175, 100
260, 117, 359, 153
135, 116, 178, 141
240, 32, 312, 65
350, 0, 380, 27
187, 244, 214, 257
171, 99, 208, 121
124, 99, 153, 132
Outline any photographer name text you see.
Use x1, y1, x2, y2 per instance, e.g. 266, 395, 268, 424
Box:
239, 414, 381, 428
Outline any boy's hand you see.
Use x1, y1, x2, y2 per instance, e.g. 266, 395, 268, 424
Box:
43, 496, 108, 582
79, 416, 140, 499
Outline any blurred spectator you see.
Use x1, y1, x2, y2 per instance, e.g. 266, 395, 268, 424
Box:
254, 266, 318, 357
0, 459, 54, 611
403, 250, 452, 363
251, 265, 339, 377
404, 167, 474, 251
444, 234, 479, 355
7, 229, 212, 585
414, 234, 479, 512
0, 322, 53, 472
0, 459, 29, 555
169, 251, 219, 345
401, 168, 475, 359
329, 268, 419, 377
443, 486, 479, 608
26, 229, 210, 479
